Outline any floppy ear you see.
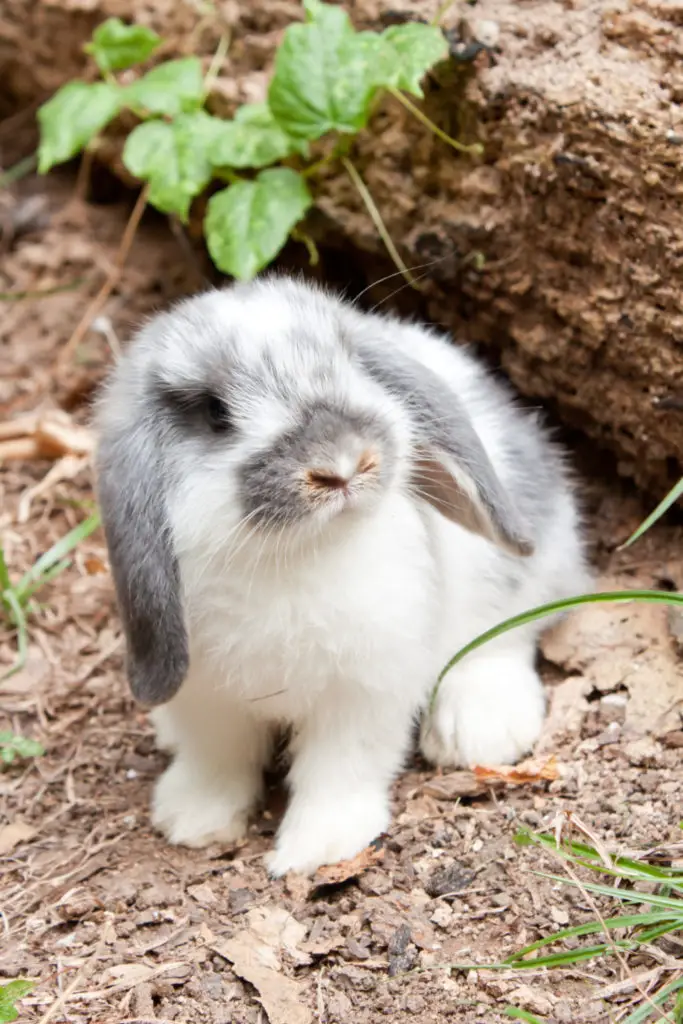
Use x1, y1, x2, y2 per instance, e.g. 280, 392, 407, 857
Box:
96, 419, 189, 704
357, 343, 534, 557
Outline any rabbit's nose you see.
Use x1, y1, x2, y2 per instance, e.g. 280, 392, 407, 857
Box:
307, 449, 379, 491
307, 470, 349, 490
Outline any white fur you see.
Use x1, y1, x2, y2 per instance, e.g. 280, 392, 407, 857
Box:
101, 278, 588, 875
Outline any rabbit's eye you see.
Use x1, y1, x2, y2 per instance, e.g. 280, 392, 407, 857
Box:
204, 394, 231, 433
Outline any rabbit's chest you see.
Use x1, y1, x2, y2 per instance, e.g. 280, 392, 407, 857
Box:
180, 499, 440, 716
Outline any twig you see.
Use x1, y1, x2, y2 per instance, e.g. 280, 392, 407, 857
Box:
58, 185, 149, 367
341, 156, 417, 288
204, 31, 231, 95
37, 927, 111, 1024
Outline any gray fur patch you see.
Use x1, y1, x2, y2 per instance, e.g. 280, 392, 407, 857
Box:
96, 418, 189, 705
240, 402, 396, 527
356, 343, 534, 555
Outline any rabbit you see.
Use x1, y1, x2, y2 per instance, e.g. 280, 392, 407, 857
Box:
95, 275, 589, 876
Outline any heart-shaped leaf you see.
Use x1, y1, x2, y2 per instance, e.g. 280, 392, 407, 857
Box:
123, 112, 219, 219
382, 23, 449, 97
205, 168, 312, 280
268, 1, 394, 140
124, 57, 204, 118
84, 17, 161, 73
210, 103, 303, 169
38, 82, 122, 172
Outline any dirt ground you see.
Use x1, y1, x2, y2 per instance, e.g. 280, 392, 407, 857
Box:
1, 172, 683, 1024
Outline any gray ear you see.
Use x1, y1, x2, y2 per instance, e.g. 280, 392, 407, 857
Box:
96, 420, 189, 705
357, 344, 534, 557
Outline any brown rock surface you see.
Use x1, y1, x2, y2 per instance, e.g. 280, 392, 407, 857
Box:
1, 0, 682, 491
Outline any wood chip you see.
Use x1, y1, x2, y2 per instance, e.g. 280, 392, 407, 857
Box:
0, 821, 37, 854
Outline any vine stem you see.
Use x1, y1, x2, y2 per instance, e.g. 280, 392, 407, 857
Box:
387, 86, 483, 156
58, 184, 149, 367
430, 589, 683, 711
341, 156, 417, 288
203, 30, 231, 95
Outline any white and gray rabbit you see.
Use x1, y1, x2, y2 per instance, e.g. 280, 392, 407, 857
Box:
95, 276, 588, 876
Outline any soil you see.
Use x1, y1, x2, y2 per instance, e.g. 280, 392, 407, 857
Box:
1, 169, 683, 1024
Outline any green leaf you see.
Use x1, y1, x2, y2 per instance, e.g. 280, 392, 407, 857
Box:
211, 103, 303, 169
619, 477, 683, 548
123, 114, 218, 219
84, 17, 161, 72
268, 3, 394, 140
124, 57, 204, 118
382, 24, 448, 97
205, 168, 312, 280
37, 82, 122, 172
0, 980, 34, 1023
0, 733, 44, 764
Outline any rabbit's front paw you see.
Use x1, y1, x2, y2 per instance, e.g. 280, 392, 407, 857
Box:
152, 759, 257, 847
266, 791, 389, 877
420, 657, 546, 767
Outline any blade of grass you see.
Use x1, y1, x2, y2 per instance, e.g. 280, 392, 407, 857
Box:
14, 512, 101, 603
341, 156, 418, 288
504, 1009, 546, 1024
0, 546, 12, 594
536, 874, 683, 913
505, 911, 681, 963
431, 590, 683, 709
619, 478, 683, 550
623, 978, 683, 1024
387, 87, 483, 155
515, 831, 683, 884
1, 590, 29, 679
0, 153, 37, 189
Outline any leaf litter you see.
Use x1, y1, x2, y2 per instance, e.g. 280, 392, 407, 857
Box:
2, 168, 683, 1024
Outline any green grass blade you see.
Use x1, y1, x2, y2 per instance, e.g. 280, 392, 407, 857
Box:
622, 977, 683, 1024
1, 590, 28, 680
19, 559, 74, 603
505, 943, 620, 968
619, 478, 683, 549
15, 512, 101, 602
432, 590, 683, 707
504, 1008, 546, 1023
538, 873, 683, 913
505, 911, 679, 962
0, 546, 12, 594
515, 830, 683, 884
636, 920, 683, 944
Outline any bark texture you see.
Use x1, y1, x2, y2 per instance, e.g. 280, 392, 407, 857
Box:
1, 0, 682, 492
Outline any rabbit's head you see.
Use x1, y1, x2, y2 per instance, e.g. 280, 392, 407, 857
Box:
96, 277, 532, 705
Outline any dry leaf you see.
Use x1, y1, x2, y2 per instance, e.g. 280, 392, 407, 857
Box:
0, 821, 37, 854
312, 845, 385, 888
245, 907, 311, 966
422, 772, 488, 800
541, 574, 683, 736
99, 961, 188, 993
210, 931, 312, 1024
473, 755, 560, 784
84, 555, 107, 574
